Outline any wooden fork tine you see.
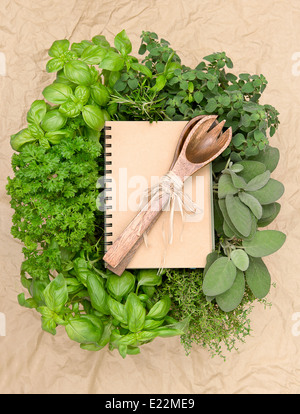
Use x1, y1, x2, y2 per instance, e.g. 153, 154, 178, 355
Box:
218, 127, 232, 146
209, 119, 226, 139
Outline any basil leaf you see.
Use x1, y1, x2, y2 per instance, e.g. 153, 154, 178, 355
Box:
82, 105, 105, 131
242, 230, 286, 257
86, 272, 110, 315
64, 60, 94, 86
107, 295, 128, 325
146, 296, 171, 320
92, 35, 111, 48
48, 39, 70, 58
245, 257, 271, 298
106, 271, 135, 301
98, 50, 125, 71
42, 273, 68, 313
137, 269, 162, 290
215, 269, 245, 312
41, 110, 67, 132
27, 100, 47, 124
202, 257, 237, 296
46, 58, 65, 73
125, 292, 146, 333
143, 318, 165, 330
114, 29, 132, 55
65, 317, 101, 344
10, 128, 36, 152
130, 62, 152, 78
81, 44, 107, 65
90, 83, 110, 106
43, 83, 73, 104
59, 100, 81, 118
74, 85, 90, 105
70, 40, 92, 57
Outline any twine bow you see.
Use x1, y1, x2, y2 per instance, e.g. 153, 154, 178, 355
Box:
138, 171, 203, 251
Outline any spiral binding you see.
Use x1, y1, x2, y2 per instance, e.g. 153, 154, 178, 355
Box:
104, 125, 113, 249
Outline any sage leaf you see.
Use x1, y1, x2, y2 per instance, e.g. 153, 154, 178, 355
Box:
125, 292, 146, 333
247, 178, 284, 205
245, 257, 271, 298
106, 270, 135, 301
65, 317, 101, 344
218, 174, 238, 198
42, 273, 68, 313
146, 296, 171, 320
237, 160, 266, 182
203, 251, 221, 276
242, 230, 286, 257
86, 272, 110, 315
107, 295, 128, 325
238, 191, 263, 219
202, 257, 237, 296
216, 270, 245, 312
218, 198, 244, 239
228, 170, 247, 189
213, 199, 224, 235
257, 202, 281, 227
230, 163, 244, 173
225, 194, 252, 237
249, 145, 280, 173
230, 249, 249, 271
42, 83, 73, 105
223, 220, 235, 238
244, 170, 271, 192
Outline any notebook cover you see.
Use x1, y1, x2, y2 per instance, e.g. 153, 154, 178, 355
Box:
104, 121, 214, 269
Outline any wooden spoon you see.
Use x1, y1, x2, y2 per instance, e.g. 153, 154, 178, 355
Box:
104, 115, 207, 275
103, 115, 232, 272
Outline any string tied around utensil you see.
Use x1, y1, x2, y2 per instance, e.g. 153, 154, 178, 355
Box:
137, 170, 203, 251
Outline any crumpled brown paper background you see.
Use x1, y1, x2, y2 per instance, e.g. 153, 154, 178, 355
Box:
0, 0, 299, 394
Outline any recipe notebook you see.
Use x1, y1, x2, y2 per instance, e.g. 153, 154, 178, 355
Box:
104, 121, 214, 269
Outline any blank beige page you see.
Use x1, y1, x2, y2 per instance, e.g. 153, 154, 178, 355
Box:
105, 121, 214, 269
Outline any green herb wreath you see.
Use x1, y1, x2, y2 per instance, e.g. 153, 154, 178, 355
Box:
6, 30, 286, 359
